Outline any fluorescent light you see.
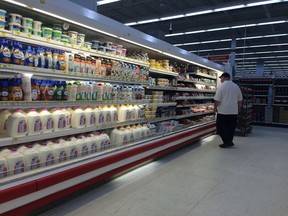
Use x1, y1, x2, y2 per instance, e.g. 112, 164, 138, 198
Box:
247, 0, 281, 7
214, 4, 245, 12
184, 30, 205, 34
125, 22, 137, 26
160, 14, 185, 21
165, 32, 185, 37
138, 19, 160, 24
206, 27, 230, 32
118, 37, 162, 53
257, 20, 286, 25
186, 10, 213, 16
97, 0, 121, 6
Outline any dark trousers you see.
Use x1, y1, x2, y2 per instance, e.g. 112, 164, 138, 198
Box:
216, 113, 238, 145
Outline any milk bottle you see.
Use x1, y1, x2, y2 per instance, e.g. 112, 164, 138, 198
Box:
134, 105, 141, 120
128, 105, 136, 120
131, 124, 141, 142
75, 135, 89, 157
52, 108, 66, 131
118, 104, 129, 122
0, 148, 12, 157
110, 105, 118, 123
0, 155, 8, 178
94, 106, 104, 127
98, 133, 110, 151
26, 108, 42, 135
84, 106, 96, 127
137, 124, 146, 140
6, 108, 28, 138
17, 145, 28, 153
86, 133, 98, 154
47, 141, 67, 163
22, 145, 41, 171
110, 128, 118, 146
64, 138, 78, 160
5, 149, 25, 176
102, 105, 111, 124
125, 125, 134, 143
0, 109, 12, 135
34, 144, 54, 167
72, 106, 86, 128
61, 108, 71, 129
39, 108, 53, 133
143, 124, 151, 138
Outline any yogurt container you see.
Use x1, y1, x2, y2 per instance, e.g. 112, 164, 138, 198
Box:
0, 20, 5, 29
33, 29, 42, 37
77, 33, 85, 46
22, 17, 33, 27
8, 23, 21, 32
98, 46, 106, 52
61, 34, 69, 43
84, 42, 92, 49
0, 9, 7, 21
9, 13, 22, 24
68, 31, 78, 44
42, 27, 53, 39
52, 30, 62, 41
21, 26, 33, 34
52, 23, 62, 31
91, 40, 99, 49
33, 20, 42, 30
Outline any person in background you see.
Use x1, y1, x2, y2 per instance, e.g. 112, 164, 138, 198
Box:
214, 72, 243, 148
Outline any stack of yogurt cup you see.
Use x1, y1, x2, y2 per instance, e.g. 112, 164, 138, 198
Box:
33, 20, 42, 37
21, 17, 33, 35
8, 13, 22, 32
0, 9, 6, 30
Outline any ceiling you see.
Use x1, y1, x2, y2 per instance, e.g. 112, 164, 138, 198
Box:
97, 0, 288, 77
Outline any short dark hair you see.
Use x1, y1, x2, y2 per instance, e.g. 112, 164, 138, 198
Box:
219, 72, 231, 78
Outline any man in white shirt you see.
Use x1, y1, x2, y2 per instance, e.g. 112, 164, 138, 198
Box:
214, 72, 243, 148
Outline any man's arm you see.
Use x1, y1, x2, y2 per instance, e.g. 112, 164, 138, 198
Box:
214, 100, 220, 113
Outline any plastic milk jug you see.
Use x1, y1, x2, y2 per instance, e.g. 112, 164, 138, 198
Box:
110, 128, 118, 146
72, 106, 86, 128
22, 145, 41, 171
84, 106, 96, 127
39, 108, 53, 133
6, 108, 28, 138
26, 108, 42, 135
0, 148, 12, 157
34, 144, 54, 167
62, 108, 71, 129
118, 104, 129, 122
86, 133, 98, 154
52, 108, 66, 131
94, 107, 104, 126
0, 155, 8, 178
75, 135, 89, 157
128, 105, 136, 120
142, 124, 150, 138
0, 109, 11, 135
63, 138, 78, 160
47, 141, 67, 163
5, 149, 25, 176
134, 105, 141, 120
110, 105, 118, 123
125, 125, 134, 143
98, 133, 110, 151
102, 105, 111, 124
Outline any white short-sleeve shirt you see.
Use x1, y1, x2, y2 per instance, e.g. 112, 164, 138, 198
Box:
214, 80, 243, 114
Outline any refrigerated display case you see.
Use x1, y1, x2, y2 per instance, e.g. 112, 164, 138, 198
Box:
0, 1, 223, 215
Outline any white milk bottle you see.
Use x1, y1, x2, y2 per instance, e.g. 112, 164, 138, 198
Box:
72, 106, 86, 128
134, 105, 141, 120
34, 144, 54, 167
0, 155, 8, 178
39, 108, 53, 133
64, 138, 78, 160
125, 125, 134, 143
131, 124, 141, 142
5, 149, 25, 176
6, 109, 28, 138
27, 108, 42, 135
97, 82, 105, 101
17, 145, 28, 153
84, 106, 96, 127
102, 105, 111, 124
118, 104, 129, 122
110, 128, 118, 146
0, 109, 12, 135
110, 105, 118, 123
98, 133, 110, 151
94, 106, 104, 127
0, 148, 12, 157
142, 124, 150, 138
75, 135, 89, 157
128, 105, 136, 120
47, 141, 67, 163
52, 108, 66, 131
22, 145, 41, 171
86, 133, 98, 154
62, 107, 71, 129
137, 124, 145, 140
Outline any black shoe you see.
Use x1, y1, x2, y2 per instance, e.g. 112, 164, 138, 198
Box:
219, 143, 234, 148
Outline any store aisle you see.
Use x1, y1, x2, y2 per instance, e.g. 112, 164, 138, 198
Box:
39, 126, 288, 216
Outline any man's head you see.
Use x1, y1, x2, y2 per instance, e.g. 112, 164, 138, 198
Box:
219, 72, 231, 83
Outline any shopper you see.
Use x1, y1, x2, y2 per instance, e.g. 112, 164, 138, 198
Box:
214, 72, 243, 148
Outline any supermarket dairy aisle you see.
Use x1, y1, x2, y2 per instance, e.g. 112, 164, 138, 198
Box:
39, 126, 288, 216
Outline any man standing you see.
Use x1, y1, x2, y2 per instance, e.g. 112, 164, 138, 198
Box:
214, 72, 243, 148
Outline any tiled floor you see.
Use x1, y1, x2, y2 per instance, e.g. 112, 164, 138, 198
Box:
40, 126, 288, 216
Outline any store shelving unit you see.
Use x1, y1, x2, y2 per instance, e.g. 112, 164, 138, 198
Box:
0, 1, 223, 215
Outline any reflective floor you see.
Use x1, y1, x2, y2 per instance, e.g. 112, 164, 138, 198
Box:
40, 126, 288, 216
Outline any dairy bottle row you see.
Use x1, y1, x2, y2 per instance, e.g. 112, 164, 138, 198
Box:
0, 104, 145, 138
0, 132, 110, 178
